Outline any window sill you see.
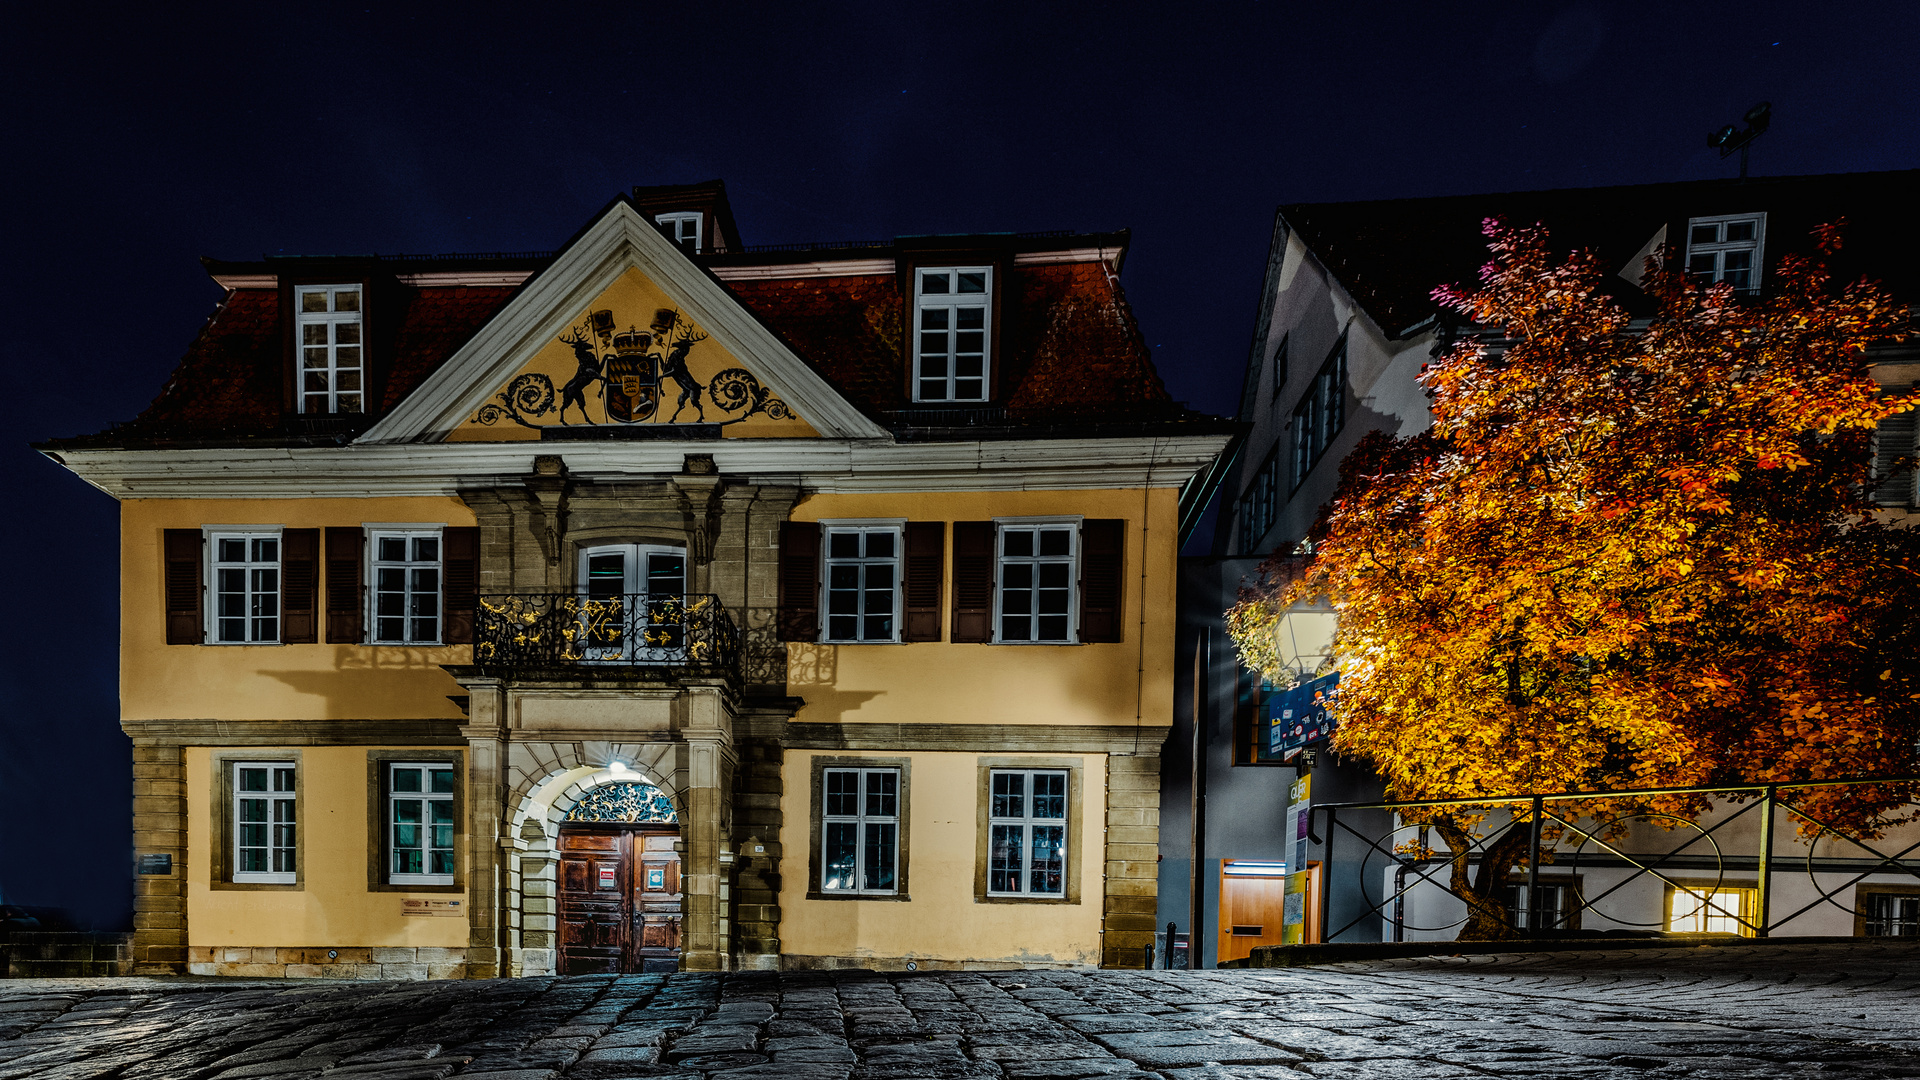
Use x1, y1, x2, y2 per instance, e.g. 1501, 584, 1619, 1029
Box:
977, 893, 1075, 904
369, 881, 464, 894
805, 890, 911, 902
216, 879, 302, 891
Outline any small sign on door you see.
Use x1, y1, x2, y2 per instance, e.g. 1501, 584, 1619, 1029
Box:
647, 867, 665, 890
599, 865, 617, 889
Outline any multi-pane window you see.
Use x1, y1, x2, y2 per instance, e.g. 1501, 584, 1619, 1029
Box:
1864, 893, 1920, 937
820, 767, 898, 895
1686, 214, 1765, 293
655, 212, 702, 254
1290, 337, 1348, 491
1271, 333, 1290, 396
914, 267, 991, 403
371, 531, 441, 644
997, 523, 1075, 643
211, 533, 279, 644
389, 762, 456, 885
1668, 886, 1755, 936
988, 769, 1067, 897
823, 526, 900, 642
295, 285, 364, 415
1239, 449, 1279, 554
1501, 879, 1582, 931
234, 762, 296, 883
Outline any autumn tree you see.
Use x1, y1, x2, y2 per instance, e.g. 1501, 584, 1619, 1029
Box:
1227, 219, 1920, 939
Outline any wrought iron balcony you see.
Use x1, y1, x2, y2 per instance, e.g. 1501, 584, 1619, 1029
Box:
474, 592, 740, 675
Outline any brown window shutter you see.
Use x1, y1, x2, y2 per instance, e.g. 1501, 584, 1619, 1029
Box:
903, 521, 945, 642
777, 522, 821, 641
325, 527, 365, 644
443, 527, 480, 645
280, 529, 319, 643
163, 529, 204, 645
1078, 519, 1126, 643
950, 521, 995, 643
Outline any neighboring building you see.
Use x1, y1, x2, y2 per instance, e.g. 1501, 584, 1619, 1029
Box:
1165, 170, 1920, 959
42, 181, 1233, 978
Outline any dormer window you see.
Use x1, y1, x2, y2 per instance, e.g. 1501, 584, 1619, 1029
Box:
655, 212, 703, 254
295, 285, 363, 414
1686, 213, 1765, 293
914, 267, 991, 403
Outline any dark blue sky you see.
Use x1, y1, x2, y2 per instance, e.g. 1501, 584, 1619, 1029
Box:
3, 2, 1915, 926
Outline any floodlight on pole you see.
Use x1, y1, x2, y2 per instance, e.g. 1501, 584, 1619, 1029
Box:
1708, 101, 1771, 179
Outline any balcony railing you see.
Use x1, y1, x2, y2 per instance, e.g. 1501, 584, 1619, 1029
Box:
474, 592, 739, 675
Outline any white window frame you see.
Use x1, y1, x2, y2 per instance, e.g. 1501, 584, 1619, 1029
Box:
366, 524, 445, 645
819, 519, 905, 644
1685, 213, 1766, 294
207, 526, 282, 645
819, 767, 900, 895
1667, 885, 1756, 936
655, 211, 703, 254
293, 283, 365, 415
986, 768, 1069, 898
233, 761, 297, 884
912, 266, 993, 403
993, 517, 1080, 645
387, 761, 457, 886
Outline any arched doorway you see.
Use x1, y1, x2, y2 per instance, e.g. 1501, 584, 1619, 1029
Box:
557, 780, 683, 973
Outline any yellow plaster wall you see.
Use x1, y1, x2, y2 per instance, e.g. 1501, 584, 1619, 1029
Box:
787, 488, 1178, 729
777, 750, 1106, 965
185, 746, 468, 947
446, 267, 816, 440
121, 498, 473, 721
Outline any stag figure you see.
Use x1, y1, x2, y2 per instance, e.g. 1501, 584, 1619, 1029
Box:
651, 309, 710, 422
557, 328, 606, 424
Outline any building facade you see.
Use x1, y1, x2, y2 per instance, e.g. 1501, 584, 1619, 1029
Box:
1166, 170, 1920, 956
45, 183, 1232, 978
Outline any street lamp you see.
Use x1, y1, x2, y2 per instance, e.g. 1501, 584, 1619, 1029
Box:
1709, 101, 1771, 179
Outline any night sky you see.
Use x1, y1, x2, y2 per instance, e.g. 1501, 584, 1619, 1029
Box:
3, 3, 1914, 927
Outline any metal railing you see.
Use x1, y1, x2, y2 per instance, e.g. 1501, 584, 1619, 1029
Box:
1311, 775, 1920, 943
474, 592, 739, 675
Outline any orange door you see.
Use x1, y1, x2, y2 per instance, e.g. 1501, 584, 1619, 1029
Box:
1218, 863, 1290, 962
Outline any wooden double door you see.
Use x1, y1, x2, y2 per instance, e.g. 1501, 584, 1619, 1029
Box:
558, 824, 682, 973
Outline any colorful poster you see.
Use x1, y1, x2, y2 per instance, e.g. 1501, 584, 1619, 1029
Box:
1281, 871, 1311, 945
1281, 775, 1312, 945
1267, 671, 1340, 761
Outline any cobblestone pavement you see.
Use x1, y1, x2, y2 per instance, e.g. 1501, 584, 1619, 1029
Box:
3, 942, 1920, 1080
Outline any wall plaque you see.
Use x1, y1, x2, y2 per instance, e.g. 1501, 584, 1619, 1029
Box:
136, 853, 172, 875
401, 899, 463, 917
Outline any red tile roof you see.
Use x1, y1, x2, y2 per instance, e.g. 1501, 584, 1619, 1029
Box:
727, 262, 1174, 420
52, 252, 1197, 449
382, 286, 520, 413
119, 288, 285, 438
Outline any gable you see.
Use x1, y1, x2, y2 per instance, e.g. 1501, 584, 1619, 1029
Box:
363, 199, 884, 444
447, 267, 816, 441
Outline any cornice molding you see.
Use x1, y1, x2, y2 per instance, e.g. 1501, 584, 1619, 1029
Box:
782, 721, 1170, 755
48, 434, 1232, 500
121, 717, 466, 746
361, 200, 889, 445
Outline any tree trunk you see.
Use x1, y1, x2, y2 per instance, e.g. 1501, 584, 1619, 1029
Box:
1432, 817, 1535, 942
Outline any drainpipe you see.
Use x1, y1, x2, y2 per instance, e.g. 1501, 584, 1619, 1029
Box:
1189, 629, 1208, 969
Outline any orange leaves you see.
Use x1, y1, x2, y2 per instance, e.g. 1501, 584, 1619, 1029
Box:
1226, 218, 1920, 824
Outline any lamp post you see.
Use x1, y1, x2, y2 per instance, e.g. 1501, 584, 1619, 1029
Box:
1709, 101, 1771, 179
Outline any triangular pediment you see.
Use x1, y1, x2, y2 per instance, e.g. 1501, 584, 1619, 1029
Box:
361, 199, 886, 444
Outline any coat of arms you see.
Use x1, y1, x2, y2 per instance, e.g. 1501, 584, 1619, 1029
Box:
474, 307, 790, 429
